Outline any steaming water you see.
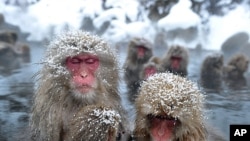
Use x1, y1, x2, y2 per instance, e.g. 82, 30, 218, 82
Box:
0, 42, 250, 141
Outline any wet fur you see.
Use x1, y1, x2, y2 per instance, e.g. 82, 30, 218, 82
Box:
200, 53, 224, 89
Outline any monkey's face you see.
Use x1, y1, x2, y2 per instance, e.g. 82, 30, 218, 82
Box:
66, 53, 99, 95
144, 65, 157, 79
147, 114, 180, 140
136, 46, 147, 59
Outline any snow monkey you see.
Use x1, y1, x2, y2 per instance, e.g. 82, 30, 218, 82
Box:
29, 30, 129, 141
139, 56, 161, 81
123, 37, 153, 102
134, 72, 226, 141
224, 53, 249, 79
68, 105, 121, 141
160, 45, 189, 77
200, 53, 224, 89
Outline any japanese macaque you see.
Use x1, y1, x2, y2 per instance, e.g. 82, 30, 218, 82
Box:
160, 45, 189, 77
68, 105, 121, 141
0, 30, 18, 44
134, 72, 226, 141
29, 31, 129, 141
123, 37, 153, 101
223, 54, 249, 89
125, 56, 161, 102
224, 53, 249, 79
200, 53, 224, 90
139, 56, 161, 80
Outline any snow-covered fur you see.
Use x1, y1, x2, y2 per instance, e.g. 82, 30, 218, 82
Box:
134, 72, 206, 141
30, 30, 124, 141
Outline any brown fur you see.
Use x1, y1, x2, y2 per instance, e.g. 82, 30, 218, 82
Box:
123, 37, 153, 102
68, 105, 121, 141
160, 45, 189, 76
224, 53, 249, 79
200, 53, 224, 89
134, 72, 207, 141
29, 31, 128, 141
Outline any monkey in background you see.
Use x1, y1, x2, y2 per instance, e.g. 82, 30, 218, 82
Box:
123, 56, 162, 102
224, 53, 249, 79
29, 30, 129, 141
139, 56, 161, 80
134, 72, 226, 141
123, 37, 153, 102
223, 53, 249, 89
200, 53, 224, 90
160, 45, 189, 77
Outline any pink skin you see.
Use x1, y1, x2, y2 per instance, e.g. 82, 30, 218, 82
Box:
150, 118, 176, 141
171, 56, 182, 70
144, 66, 157, 79
66, 53, 99, 94
137, 46, 146, 58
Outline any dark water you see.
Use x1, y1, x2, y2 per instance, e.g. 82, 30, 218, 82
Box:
0, 43, 249, 141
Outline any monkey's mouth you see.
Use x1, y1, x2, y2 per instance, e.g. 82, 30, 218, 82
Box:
75, 84, 93, 93
147, 114, 180, 127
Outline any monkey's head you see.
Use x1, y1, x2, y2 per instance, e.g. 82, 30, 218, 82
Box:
139, 58, 159, 80
165, 45, 189, 70
228, 54, 249, 73
134, 72, 206, 141
127, 37, 153, 62
40, 30, 119, 103
203, 53, 224, 71
70, 105, 121, 141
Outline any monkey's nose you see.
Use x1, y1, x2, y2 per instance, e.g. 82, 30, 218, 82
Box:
80, 72, 88, 78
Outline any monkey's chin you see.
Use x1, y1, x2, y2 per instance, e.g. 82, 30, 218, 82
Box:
76, 87, 93, 94
71, 89, 97, 103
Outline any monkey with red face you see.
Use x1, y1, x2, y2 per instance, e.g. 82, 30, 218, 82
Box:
134, 72, 226, 141
139, 56, 161, 80
29, 31, 129, 141
160, 45, 189, 77
123, 37, 153, 102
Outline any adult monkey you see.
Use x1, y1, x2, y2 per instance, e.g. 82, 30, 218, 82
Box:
29, 30, 129, 141
160, 45, 189, 77
123, 37, 153, 102
134, 73, 225, 141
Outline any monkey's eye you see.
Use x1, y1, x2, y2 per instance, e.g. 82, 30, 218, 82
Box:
85, 58, 97, 64
70, 58, 81, 64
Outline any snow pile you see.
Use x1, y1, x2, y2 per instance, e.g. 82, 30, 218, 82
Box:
158, 0, 201, 31
0, 0, 250, 50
